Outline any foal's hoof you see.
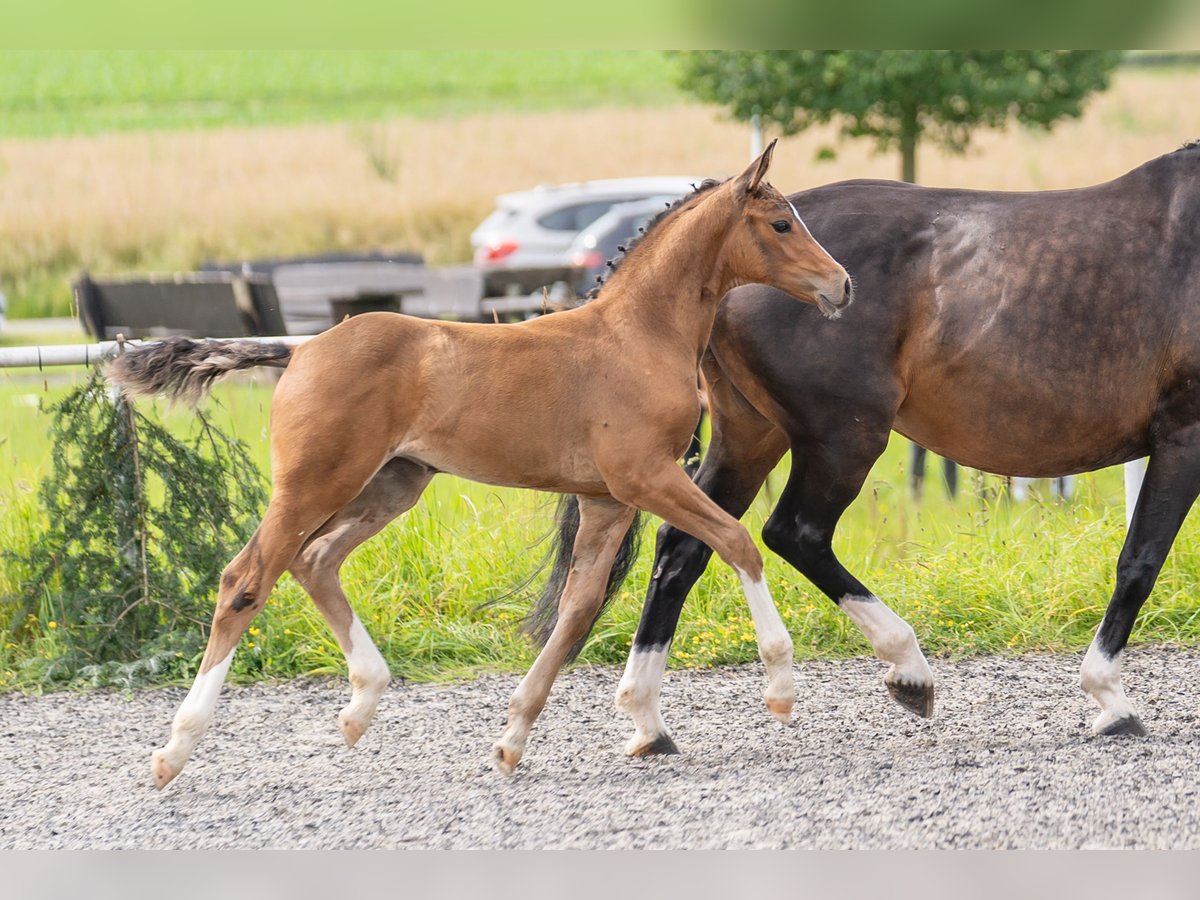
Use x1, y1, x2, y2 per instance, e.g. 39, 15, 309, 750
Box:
491, 742, 523, 776
338, 710, 367, 748
1095, 713, 1149, 738
886, 678, 935, 719
764, 676, 795, 724
765, 695, 794, 724
625, 732, 680, 757
150, 749, 182, 791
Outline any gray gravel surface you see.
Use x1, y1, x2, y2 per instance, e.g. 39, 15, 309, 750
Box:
3, 647, 1200, 849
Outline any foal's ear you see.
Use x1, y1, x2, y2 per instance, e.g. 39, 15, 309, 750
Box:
735, 138, 777, 199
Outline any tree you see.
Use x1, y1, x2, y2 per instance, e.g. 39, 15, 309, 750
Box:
4, 369, 266, 686
677, 51, 1122, 184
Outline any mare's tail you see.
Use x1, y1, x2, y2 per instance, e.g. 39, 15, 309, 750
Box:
107, 337, 293, 404
523, 496, 644, 662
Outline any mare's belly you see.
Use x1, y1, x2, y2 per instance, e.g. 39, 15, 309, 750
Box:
895, 376, 1152, 478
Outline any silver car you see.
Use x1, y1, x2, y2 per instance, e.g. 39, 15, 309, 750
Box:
567, 197, 667, 292
471, 176, 697, 269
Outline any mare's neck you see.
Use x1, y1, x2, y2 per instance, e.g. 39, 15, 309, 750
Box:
593, 190, 739, 361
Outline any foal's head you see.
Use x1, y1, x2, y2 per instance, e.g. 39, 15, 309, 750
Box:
720, 140, 852, 318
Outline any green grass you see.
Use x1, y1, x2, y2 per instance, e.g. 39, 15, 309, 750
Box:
0, 51, 682, 138
5, 372, 1200, 692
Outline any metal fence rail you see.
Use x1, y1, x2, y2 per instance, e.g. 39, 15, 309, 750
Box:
0, 335, 312, 369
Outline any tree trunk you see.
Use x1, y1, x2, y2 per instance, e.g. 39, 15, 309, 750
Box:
899, 104, 918, 184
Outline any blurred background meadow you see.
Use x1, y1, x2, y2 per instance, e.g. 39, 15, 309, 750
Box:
4, 51, 1200, 690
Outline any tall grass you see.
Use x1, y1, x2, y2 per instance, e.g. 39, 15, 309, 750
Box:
3, 68, 1200, 317
5, 63, 1200, 688
4, 371, 1200, 692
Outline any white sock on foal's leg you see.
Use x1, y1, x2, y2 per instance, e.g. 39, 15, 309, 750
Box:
1080, 638, 1146, 736
151, 648, 235, 789
735, 568, 795, 722
615, 644, 676, 755
339, 614, 390, 747
840, 595, 935, 717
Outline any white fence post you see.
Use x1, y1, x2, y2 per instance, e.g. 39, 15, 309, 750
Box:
1124, 458, 1147, 529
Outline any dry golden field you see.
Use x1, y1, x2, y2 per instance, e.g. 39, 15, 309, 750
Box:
1, 67, 1199, 304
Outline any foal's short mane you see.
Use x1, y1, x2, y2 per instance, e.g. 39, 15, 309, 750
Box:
586, 177, 725, 299
1174, 139, 1200, 153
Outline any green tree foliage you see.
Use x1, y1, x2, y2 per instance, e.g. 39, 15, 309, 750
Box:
677, 51, 1123, 183
4, 369, 266, 686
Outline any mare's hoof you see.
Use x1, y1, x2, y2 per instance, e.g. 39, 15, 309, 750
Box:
491, 742, 523, 776
338, 710, 367, 748
887, 678, 935, 719
626, 733, 680, 757
1097, 713, 1149, 738
150, 749, 182, 791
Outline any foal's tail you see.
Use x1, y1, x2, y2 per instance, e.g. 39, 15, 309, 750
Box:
523, 496, 644, 662
107, 337, 293, 404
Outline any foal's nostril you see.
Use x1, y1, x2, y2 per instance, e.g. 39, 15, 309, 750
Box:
843, 278, 852, 301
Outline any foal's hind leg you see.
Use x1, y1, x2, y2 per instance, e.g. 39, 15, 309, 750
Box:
1081, 441, 1200, 736
152, 493, 351, 788
290, 458, 434, 747
152, 449, 391, 788
493, 497, 636, 774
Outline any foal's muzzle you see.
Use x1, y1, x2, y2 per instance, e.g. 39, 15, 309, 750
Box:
817, 277, 854, 320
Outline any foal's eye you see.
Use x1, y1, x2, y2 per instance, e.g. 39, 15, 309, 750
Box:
771, 220, 791, 234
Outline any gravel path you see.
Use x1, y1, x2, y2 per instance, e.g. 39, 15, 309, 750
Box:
3, 647, 1200, 849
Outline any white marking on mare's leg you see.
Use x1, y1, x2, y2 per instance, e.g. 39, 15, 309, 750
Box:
735, 567, 795, 723
339, 615, 390, 747
151, 648, 235, 789
840, 595, 934, 717
1080, 639, 1145, 735
615, 644, 675, 755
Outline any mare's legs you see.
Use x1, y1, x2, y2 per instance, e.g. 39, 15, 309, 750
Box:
617, 395, 789, 755
289, 457, 434, 747
493, 497, 636, 774
909, 443, 927, 498
910, 443, 958, 499
1081, 439, 1200, 736
761, 434, 934, 716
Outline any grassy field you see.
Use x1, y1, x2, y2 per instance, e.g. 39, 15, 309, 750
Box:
4, 368, 1200, 693
3, 66, 1200, 318
6, 61, 1200, 691
0, 51, 682, 137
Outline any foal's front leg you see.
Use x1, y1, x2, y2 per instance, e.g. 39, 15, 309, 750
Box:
609, 460, 796, 749
493, 497, 636, 774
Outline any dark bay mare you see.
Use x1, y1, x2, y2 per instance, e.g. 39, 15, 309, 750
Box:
553, 142, 1200, 756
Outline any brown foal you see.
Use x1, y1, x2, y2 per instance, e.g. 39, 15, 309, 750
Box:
109, 141, 851, 788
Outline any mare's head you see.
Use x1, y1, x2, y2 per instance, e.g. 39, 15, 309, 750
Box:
721, 139, 852, 317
